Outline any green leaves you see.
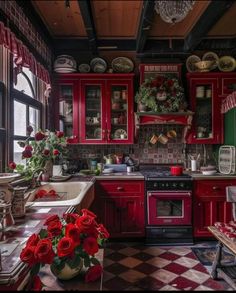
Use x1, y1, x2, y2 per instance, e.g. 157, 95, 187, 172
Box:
67, 254, 82, 269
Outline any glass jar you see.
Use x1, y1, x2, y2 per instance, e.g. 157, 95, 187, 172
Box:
90, 160, 97, 171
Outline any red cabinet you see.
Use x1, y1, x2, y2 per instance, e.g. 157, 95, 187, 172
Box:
186, 72, 236, 144
56, 73, 134, 144
186, 73, 222, 144
193, 179, 236, 238
93, 180, 145, 238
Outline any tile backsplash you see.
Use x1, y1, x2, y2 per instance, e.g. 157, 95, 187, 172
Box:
67, 124, 215, 169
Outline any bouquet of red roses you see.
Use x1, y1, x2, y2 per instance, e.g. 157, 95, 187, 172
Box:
20, 209, 109, 290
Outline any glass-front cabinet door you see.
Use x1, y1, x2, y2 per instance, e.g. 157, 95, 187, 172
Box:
79, 80, 106, 143
58, 81, 77, 139
107, 79, 133, 144
186, 76, 222, 144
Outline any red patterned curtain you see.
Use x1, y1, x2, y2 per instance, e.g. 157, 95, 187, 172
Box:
221, 91, 236, 114
0, 21, 50, 85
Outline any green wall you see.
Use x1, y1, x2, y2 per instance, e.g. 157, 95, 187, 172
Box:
224, 108, 236, 146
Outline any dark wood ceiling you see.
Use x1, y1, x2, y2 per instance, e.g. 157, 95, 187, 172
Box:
27, 0, 236, 59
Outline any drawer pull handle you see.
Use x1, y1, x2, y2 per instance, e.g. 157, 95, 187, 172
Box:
117, 186, 124, 191
213, 186, 220, 190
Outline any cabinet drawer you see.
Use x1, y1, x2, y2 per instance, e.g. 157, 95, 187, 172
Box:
96, 180, 144, 195
195, 180, 236, 197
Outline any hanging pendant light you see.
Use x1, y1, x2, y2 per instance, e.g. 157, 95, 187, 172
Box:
155, 0, 195, 24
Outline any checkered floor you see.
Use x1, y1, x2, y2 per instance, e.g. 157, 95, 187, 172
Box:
102, 242, 232, 291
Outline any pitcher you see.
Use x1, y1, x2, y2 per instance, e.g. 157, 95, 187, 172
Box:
11, 187, 29, 218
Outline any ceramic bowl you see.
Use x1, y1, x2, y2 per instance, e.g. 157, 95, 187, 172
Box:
194, 61, 214, 72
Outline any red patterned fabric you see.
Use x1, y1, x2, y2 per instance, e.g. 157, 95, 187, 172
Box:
221, 91, 236, 113
0, 21, 50, 85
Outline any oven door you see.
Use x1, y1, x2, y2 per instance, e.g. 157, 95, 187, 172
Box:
147, 191, 192, 225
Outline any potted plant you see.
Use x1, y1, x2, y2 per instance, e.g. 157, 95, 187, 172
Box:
134, 81, 157, 112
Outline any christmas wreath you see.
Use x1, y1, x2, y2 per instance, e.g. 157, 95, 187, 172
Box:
135, 74, 187, 112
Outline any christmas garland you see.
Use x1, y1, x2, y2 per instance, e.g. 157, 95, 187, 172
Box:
135, 74, 187, 112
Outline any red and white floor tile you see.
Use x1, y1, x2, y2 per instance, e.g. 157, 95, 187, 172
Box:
102, 243, 232, 291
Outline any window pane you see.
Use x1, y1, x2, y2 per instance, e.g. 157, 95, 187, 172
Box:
13, 140, 25, 165
14, 100, 26, 136
14, 67, 34, 98
29, 106, 40, 134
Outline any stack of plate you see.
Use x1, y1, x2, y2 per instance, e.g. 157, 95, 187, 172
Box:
54, 55, 77, 73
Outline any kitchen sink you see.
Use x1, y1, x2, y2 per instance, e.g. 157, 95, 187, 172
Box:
25, 181, 94, 207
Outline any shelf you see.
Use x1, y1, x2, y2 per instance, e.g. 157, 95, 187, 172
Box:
135, 111, 194, 125
86, 109, 100, 112
111, 109, 127, 112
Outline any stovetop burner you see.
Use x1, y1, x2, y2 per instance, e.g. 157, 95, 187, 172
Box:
139, 165, 192, 180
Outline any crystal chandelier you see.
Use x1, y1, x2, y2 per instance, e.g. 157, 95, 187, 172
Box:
155, 0, 195, 24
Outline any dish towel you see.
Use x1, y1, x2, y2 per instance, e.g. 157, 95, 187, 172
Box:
221, 91, 236, 113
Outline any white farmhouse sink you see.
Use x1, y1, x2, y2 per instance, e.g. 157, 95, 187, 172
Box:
25, 181, 94, 207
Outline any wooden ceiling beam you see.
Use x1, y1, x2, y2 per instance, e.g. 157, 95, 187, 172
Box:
136, 0, 156, 53
77, 0, 98, 55
184, 0, 235, 52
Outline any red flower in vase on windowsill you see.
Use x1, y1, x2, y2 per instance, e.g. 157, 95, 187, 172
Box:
20, 209, 109, 290
8, 126, 69, 180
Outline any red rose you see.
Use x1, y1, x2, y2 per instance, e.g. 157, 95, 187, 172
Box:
65, 223, 81, 244
81, 209, 97, 219
32, 275, 42, 291
83, 237, 99, 255
34, 239, 55, 264
22, 149, 32, 158
35, 131, 45, 141
44, 215, 60, 226
26, 233, 40, 246
47, 220, 63, 236
53, 149, 60, 156
43, 149, 50, 156
57, 237, 76, 258
85, 265, 103, 283
63, 213, 79, 224
8, 161, 16, 170
26, 125, 34, 135
24, 145, 33, 151
75, 215, 95, 232
97, 224, 109, 239
20, 245, 38, 266
167, 79, 174, 88
56, 131, 64, 138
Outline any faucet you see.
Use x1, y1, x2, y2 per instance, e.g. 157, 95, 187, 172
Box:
31, 168, 46, 188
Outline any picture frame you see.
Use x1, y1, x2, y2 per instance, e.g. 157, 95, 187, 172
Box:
139, 63, 182, 84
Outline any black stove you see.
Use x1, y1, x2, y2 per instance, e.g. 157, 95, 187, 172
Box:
140, 165, 192, 190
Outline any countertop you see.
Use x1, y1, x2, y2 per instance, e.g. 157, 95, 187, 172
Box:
95, 172, 144, 180
185, 171, 236, 180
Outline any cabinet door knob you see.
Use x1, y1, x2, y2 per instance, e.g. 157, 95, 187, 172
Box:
117, 186, 124, 191
213, 186, 220, 190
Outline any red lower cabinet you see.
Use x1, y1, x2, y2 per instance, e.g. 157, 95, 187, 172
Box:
93, 180, 145, 238
193, 179, 236, 238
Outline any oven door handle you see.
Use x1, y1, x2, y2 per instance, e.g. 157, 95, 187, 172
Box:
147, 192, 192, 197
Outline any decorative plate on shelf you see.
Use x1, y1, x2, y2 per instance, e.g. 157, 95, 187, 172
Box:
90, 58, 107, 73
78, 64, 90, 73
218, 56, 236, 72
114, 129, 127, 139
202, 52, 219, 70
111, 57, 134, 73
186, 55, 201, 72
54, 67, 76, 73
94, 127, 101, 138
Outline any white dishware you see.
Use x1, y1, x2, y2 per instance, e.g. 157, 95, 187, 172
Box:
201, 170, 217, 175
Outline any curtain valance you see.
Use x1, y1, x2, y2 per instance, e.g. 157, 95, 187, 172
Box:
0, 21, 50, 85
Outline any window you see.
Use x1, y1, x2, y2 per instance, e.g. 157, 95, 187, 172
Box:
12, 65, 43, 165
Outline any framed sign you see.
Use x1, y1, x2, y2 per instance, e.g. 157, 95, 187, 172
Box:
139, 63, 182, 84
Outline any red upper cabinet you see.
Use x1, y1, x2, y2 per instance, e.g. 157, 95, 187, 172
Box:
78, 74, 134, 144
186, 73, 223, 144
56, 73, 134, 144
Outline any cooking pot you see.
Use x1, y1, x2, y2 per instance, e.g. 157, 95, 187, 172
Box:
170, 166, 183, 176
